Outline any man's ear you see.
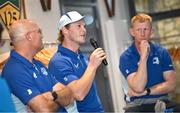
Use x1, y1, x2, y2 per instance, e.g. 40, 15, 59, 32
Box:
26, 33, 32, 41
61, 27, 68, 34
151, 28, 154, 34
129, 28, 134, 37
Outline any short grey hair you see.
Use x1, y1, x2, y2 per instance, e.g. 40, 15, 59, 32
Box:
8, 19, 36, 43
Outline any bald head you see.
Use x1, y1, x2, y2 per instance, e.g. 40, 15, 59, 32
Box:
9, 19, 39, 44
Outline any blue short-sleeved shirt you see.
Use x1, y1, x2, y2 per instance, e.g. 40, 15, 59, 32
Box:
119, 42, 174, 101
2, 50, 58, 105
0, 77, 16, 112
48, 44, 104, 112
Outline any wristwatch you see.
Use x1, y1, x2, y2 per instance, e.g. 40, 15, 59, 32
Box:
146, 88, 151, 95
51, 91, 58, 101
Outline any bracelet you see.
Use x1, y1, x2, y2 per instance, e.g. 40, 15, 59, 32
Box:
51, 91, 58, 101
146, 88, 151, 95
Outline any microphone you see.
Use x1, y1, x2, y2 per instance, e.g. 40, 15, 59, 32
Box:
90, 38, 108, 66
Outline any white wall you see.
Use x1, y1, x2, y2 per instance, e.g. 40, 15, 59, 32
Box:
25, 0, 60, 43
97, 0, 130, 112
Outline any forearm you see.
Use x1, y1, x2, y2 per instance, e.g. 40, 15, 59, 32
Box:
128, 81, 176, 97
149, 81, 176, 95
129, 59, 148, 92
28, 92, 59, 112
68, 48, 106, 100
68, 63, 97, 100
41, 92, 60, 111
150, 71, 176, 95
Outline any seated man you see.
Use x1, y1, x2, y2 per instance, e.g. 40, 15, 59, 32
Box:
2, 19, 73, 112
119, 13, 180, 112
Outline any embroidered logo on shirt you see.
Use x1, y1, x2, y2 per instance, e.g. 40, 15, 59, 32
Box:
64, 76, 68, 81
74, 63, 79, 68
33, 72, 37, 78
40, 67, 48, 76
153, 57, 159, 64
27, 89, 32, 95
126, 69, 129, 74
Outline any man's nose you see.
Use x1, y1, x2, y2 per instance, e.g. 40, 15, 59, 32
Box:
81, 26, 86, 34
141, 30, 145, 36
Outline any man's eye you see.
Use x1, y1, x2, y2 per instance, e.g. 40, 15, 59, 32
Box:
144, 28, 149, 30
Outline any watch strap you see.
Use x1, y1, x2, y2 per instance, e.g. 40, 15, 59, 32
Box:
51, 91, 58, 101
146, 88, 151, 95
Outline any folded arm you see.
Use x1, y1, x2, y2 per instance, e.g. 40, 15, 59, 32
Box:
28, 83, 74, 112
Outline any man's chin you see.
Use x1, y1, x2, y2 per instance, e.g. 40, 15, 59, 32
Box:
38, 45, 44, 52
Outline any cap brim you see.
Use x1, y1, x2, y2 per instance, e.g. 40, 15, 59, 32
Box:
58, 15, 93, 30
84, 15, 93, 25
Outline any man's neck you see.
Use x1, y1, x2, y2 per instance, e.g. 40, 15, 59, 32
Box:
14, 48, 34, 62
62, 41, 80, 53
134, 41, 141, 53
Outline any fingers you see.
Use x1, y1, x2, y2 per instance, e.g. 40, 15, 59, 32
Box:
56, 87, 74, 107
53, 83, 65, 91
140, 40, 150, 59
89, 48, 107, 68
94, 48, 106, 59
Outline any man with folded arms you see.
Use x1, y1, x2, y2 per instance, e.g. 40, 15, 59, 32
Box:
2, 19, 73, 112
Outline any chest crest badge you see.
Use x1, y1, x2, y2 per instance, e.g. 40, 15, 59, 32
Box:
153, 57, 159, 64
40, 67, 48, 76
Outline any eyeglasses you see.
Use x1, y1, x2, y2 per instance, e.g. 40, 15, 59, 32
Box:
28, 29, 42, 34
24, 29, 42, 38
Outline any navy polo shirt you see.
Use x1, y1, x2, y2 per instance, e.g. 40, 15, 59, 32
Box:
119, 42, 174, 101
2, 50, 58, 105
48, 44, 103, 112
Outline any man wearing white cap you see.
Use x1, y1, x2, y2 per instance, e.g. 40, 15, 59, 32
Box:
49, 11, 106, 112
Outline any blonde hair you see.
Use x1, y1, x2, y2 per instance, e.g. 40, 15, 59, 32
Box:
57, 24, 70, 43
57, 30, 64, 44
131, 13, 152, 27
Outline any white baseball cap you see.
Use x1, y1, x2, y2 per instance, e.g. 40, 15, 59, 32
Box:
58, 11, 93, 30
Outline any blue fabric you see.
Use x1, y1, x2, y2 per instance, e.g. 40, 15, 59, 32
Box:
48, 44, 104, 112
2, 50, 58, 106
119, 42, 174, 101
0, 77, 16, 112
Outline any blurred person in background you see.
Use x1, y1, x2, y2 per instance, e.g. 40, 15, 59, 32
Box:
0, 22, 16, 112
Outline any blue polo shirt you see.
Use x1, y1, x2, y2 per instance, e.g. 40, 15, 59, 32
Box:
119, 42, 174, 101
0, 77, 16, 112
2, 50, 58, 106
48, 44, 104, 112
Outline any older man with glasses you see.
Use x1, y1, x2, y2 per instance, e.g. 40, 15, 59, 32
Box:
2, 19, 74, 112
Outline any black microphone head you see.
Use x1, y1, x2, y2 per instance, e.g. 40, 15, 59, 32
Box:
90, 38, 99, 49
